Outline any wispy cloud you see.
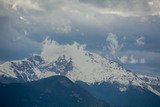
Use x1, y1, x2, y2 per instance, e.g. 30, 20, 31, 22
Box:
139, 58, 146, 64
10, 0, 43, 11
105, 33, 146, 64
118, 55, 146, 64
106, 33, 123, 56
136, 36, 145, 46
79, 0, 160, 16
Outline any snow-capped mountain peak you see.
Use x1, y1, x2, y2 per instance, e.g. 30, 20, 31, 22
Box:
0, 39, 160, 96
41, 39, 144, 86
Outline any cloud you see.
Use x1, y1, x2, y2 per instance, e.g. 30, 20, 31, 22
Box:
106, 33, 123, 55
10, 0, 43, 11
118, 55, 129, 64
54, 21, 72, 34
129, 55, 139, 64
105, 33, 146, 65
118, 55, 146, 64
79, 0, 160, 16
41, 38, 87, 62
140, 58, 146, 64
136, 36, 145, 46
1, 0, 160, 38
0, 0, 159, 76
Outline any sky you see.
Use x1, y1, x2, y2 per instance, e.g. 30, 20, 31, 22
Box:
0, 0, 160, 76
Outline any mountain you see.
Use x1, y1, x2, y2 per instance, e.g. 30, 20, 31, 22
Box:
0, 39, 160, 106
0, 55, 56, 83
77, 80, 160, 107
137, 74, 160, 93
0, 75, 109, 107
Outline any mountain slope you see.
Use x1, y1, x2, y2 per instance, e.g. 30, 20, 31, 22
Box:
77, 81, 160, 107
0, 40, 160, 106
0, 40, 159, 96
0, 75, 109, 107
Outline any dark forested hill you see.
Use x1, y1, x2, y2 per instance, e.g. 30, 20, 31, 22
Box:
0, 76, 109, 107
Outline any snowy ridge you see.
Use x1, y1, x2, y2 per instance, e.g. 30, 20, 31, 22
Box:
0, 39, 160, 96
0, 55, 55, 82
138, 74, 160, 86
41, 39, 145, 86
137, 74, 160, 96
0, 62, 17, 78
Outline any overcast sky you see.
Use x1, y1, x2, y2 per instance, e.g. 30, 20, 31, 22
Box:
0, 0, 160, 76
